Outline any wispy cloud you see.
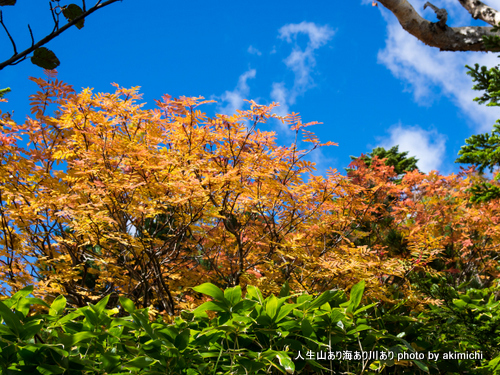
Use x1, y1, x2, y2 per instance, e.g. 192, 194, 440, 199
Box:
377, 124, 446, 173
274, 21, 335, 106
374, 1, 500, 131
218, 68, 256, 115
270, 82, 289, 119
247, 45, 262, 56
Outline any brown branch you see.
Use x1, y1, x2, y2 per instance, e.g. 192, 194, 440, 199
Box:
0, 0, 121, 70
0, 10, 17, 55
458, 0, 500, 27
377, 0, 498, 51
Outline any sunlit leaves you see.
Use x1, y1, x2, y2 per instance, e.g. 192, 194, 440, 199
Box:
1, 75, 499, 318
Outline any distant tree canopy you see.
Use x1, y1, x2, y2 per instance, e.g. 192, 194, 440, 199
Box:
352, 146, 419, 175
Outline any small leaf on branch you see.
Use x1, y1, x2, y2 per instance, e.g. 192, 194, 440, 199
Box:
0, 0, 16, 6
62, 4, 85, 29
31, 47, 60, 69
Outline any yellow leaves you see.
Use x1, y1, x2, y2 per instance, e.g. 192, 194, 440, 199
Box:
4, 75, 496, 316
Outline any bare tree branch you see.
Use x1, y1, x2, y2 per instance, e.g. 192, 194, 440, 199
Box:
377, 0, 499, 51
423, 2, 447, 28
0, 0, 121, 71
458, 0, 500, 27
0, 10, 17, 55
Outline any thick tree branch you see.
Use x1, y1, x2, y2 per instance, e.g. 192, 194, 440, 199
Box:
378, 0, 498, 51
458, 0, 500, 27
0, 0, 121, 71
424, 2, 447, 28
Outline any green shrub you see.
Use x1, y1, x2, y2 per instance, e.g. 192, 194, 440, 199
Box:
0, 281, 497, 374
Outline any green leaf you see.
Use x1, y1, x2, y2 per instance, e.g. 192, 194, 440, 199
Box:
232, 299, 257, 313
174, 329, 190, 351
53, 310, 83, 326
16, 298, 30, 317
0, 300, 22, 336
81, 307, 99, 326
192, 283, 227, 304
50, 295, 67, 316
297, 294, 313, 304
0, 87, 10, 98
346, 324, 373, 335
453, 299, 468, 309
90, 294, 109, 315
119, 296, 136, 314
354, 302, 378, 315
329, 308, 345, 323
265, 295, 278, 319
276, 352, 295, 374
413, 359, 430, 372
59, 331, 96, 350
279, 281, 290, 298
110, 317, 139, 330
24, 298, 49, 308
0, 0, 16, 6
193, 301, 229, 316
11, 285, 33, 303
131, 311, 156, 339
124, 356, 156, 369
308, 290, 339, 311
224, 285, 242, 306
275, 303, 297, 323
19, 345, 39, 363
246, 285, 264, 304
101, 353, 121, 372
301, 318, 316, 338
19, 320, 43, 340
36, 364, 66, 375
347, 280, 365, 315
31, 47, 60, 70
62, 4, 84, 29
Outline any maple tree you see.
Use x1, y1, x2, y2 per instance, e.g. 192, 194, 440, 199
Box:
0, 74, 345, 315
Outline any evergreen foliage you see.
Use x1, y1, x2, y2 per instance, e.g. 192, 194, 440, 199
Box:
348, 146, 419, 183
456, 29, 500, 203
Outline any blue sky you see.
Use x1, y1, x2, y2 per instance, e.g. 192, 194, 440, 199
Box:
2, 0, 500, 176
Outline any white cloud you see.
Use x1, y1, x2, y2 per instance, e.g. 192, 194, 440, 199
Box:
218, 68, 256, 115
276, 22, 335, 105
374, 1, 500, 131
247, 45, 262, 56
377, 124, 446, 173
270, 82, 289, 118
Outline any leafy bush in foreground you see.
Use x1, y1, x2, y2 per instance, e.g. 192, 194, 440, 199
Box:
0, 281, 498, 374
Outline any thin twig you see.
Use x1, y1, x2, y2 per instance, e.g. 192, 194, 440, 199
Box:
49, 1, 59, 33
0, 0, 121, 70
0, 10, 17, 55
28, 24, 34, 46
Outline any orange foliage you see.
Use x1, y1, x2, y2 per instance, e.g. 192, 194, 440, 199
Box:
0, 77, 498, 315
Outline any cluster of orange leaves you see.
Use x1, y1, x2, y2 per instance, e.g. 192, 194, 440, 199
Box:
0, 76, 498, 315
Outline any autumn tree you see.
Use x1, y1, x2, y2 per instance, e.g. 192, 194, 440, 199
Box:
348, 145, 419, 181
2, 74, 454, 316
